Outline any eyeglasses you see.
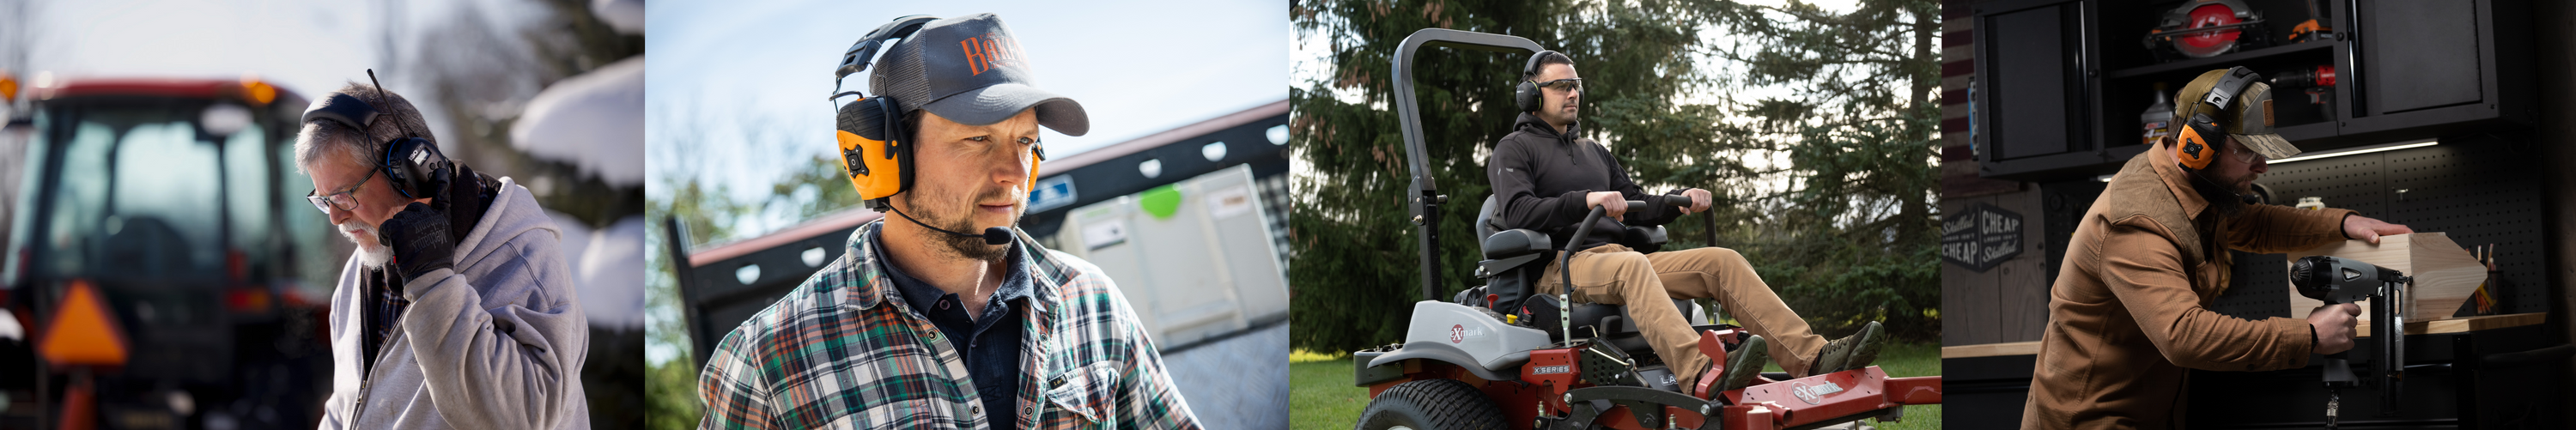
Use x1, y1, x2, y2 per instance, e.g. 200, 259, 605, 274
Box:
306, 171, 375, 215
1532, 78, 1583, 93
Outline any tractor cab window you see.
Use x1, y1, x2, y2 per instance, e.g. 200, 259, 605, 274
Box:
39, 108, 228, 282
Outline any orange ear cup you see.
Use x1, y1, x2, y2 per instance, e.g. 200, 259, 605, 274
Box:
838, 130, 908, 200
2173, 119, 2217, 171
1024, 145, 1043, 195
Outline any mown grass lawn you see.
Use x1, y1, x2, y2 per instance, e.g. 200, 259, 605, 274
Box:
1291, 342, 1942, 429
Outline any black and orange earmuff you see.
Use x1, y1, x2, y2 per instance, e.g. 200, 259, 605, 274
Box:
832, 15, 1047, 209
2173, 112, 2222, 170
2172, 67, 2262, 171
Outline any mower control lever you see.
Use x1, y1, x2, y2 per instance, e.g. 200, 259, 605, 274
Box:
1556, 197, 1692, 342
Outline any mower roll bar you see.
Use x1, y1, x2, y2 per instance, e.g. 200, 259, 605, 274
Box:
1393, 28, 1549, 302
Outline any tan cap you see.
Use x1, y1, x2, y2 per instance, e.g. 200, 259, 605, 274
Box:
2174, 67, 2299, 160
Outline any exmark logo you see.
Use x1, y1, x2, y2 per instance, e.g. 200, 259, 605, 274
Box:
1448, 324, 1485, 343
1790, 381, 1844, 405
1532, 365, 1571, 375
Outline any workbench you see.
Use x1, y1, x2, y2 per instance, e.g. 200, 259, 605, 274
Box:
1940, 312, 2566, 429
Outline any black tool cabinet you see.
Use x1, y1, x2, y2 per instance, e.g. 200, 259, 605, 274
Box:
1968, 0, 2534, 181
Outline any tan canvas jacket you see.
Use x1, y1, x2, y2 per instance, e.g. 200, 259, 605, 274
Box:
2020, 145, 2357, 429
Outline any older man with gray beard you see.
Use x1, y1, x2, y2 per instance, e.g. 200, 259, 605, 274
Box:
295, 77, 589, 429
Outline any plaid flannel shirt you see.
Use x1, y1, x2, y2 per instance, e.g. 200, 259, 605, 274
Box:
698, 221, 1200, 429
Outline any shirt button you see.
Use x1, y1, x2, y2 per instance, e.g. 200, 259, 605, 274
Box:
938, 300, 950, 310
970, 405, 981, 415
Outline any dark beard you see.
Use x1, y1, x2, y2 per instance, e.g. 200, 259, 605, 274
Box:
2187, 170, 2251, 218
898, 191, 1012, 262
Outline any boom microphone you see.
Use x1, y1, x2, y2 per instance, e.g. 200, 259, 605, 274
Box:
888, 206, 1013, 245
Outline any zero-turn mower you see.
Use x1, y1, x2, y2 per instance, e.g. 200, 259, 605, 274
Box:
1347, 28, 1943, 430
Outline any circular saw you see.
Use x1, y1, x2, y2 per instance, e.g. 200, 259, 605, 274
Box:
2144, 0, 2268, 58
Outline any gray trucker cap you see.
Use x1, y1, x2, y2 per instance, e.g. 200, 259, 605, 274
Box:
869, 13, 1089, 136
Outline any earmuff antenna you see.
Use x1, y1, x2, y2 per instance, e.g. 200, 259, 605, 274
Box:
365, 69, 422, 140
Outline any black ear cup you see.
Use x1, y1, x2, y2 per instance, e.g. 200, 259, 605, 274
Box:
382, 136, 450, 199
1516, 81, 1540, 112
846, 97, 902, 142
1516, 50, 1558, 113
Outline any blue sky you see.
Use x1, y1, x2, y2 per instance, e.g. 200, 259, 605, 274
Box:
647, 0, 1291, 239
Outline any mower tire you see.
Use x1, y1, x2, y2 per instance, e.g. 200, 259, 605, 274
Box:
1353, 379, 1509, 430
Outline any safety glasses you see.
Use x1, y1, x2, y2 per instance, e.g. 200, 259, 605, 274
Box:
1533, 78, 1583, 93
2227, 140, 2263, 164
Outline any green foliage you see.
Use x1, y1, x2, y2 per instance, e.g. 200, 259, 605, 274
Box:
647, 352, 706, 430
643, 179, 745, 429
769, 155, 867, 221
1291, 0, 1941, 354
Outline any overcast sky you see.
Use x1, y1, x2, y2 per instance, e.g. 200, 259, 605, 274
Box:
647, 0, 1290, 239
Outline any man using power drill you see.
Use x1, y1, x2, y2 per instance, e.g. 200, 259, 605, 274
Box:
2020, 67, 2416, 428
299, 78, 591, 428
696, 14, 1199, 429
1489, 51, 1889, 396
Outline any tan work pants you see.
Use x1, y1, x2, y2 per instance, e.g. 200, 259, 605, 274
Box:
1537, 244, 1826, 388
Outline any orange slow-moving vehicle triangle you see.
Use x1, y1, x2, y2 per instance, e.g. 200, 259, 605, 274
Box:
37, 281, 128, 366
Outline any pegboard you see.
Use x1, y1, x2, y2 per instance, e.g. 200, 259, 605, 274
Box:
2207, 136, 2552, 319
2206, 251, 2293, 319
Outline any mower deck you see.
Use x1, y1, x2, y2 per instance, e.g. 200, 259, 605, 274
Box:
1358, 330, 1941, 430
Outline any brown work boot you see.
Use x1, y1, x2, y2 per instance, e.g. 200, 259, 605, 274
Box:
1712, 335, 1771, 392
1806, 321, 1886, 377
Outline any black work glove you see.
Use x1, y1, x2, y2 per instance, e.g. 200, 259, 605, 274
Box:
379, 202, 456, 284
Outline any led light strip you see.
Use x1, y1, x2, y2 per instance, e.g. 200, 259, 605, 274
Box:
2269, 139, 2439, 164
2093, 139, 2440, 183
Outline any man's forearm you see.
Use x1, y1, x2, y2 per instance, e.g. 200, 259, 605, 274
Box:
2221, 204, 2357, 253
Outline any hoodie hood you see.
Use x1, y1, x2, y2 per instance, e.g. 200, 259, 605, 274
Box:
1513, 112, 1577, 142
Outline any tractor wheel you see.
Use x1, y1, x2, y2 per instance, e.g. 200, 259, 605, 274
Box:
1352, 379, 1509, 430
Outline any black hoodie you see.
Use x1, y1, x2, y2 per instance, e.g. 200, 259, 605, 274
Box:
1488, 112, 1684, 251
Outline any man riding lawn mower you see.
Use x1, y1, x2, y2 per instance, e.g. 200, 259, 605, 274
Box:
1348, 29, 1941, 430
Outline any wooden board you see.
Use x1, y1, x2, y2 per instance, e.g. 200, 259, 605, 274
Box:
1942, 341, 2042, 359
2354, 312, 2546, 337
2284, 233, 2489, 322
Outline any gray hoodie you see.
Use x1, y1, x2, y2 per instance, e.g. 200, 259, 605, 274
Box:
319, 177, 590, 429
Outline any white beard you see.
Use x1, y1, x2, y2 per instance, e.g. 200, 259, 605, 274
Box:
343, 220, 393, 268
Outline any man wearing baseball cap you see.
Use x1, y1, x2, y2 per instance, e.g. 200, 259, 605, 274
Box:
2020, 66, 2415, 427
696, 14, 1199, 429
